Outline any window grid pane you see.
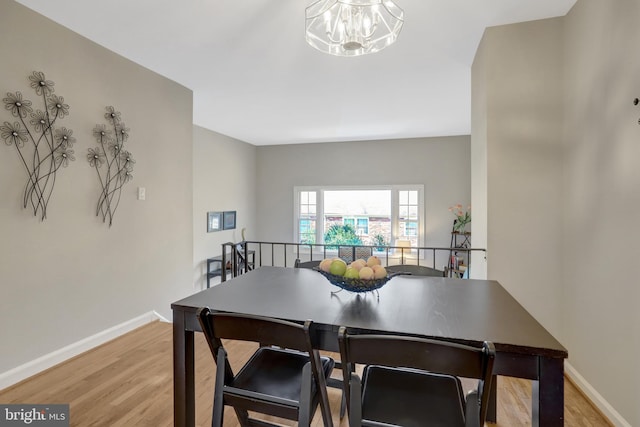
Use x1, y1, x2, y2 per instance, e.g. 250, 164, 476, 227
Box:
299, 191, 317, 244
398, 190, 419, 245
408, 206, 418, 219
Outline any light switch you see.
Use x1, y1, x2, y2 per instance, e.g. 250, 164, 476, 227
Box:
138, 187, 146, 200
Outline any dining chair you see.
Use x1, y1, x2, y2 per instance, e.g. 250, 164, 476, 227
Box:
385, 264, 447, 277
337, 246, 372, 264
197, 307, 335, 427
294, 258, 348, 418
338, 326, 495, 427
294, 258, 321, 269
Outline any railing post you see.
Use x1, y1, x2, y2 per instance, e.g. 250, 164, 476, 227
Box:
221, 243, 228, 282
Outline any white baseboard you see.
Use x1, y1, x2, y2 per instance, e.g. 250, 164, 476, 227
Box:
0, 311, 164, 391
152, 310, 171, 323
564, 361, 631, 427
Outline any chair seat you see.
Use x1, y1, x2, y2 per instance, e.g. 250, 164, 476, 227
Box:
233, 347, 334, 402
360, 365, 466, 427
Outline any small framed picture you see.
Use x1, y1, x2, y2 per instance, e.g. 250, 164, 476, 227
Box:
207, 211, 222, 232
223, 211, 236, 230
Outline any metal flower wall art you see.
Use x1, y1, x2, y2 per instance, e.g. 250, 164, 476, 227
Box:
1, 71, 75, 220
87, 106, 134, 227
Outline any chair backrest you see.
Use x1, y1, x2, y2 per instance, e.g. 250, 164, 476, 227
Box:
198, 308, 317, 355
338, 327, 495, 423
386, 264, 446, 277
294, 259, 321, 269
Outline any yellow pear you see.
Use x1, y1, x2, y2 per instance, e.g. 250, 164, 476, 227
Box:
372, 265, 387, 279
359, 266, 374, 280
319, 258, 333, 272
366, 256, 381, 267
350, 259, 367, 271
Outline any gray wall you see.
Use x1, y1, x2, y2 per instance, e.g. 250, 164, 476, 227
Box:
0, 2, 193, 373
563, 0, 640, 424
255, 136, 471, 262
473, 2, 640, 424
472, 17, 565, 339
192, 126, 257, 289
470, 27, 489, 280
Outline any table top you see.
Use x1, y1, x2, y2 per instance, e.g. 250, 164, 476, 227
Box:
172, 266, 567, 358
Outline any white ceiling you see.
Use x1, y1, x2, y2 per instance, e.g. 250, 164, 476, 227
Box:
16, 0, 576, 146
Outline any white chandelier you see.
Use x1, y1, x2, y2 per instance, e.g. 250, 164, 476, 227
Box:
305, 0, 404, 57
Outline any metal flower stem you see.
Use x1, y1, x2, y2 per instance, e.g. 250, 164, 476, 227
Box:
90, 106, 134, 227
1, 72, 75, 221
95, 134, 120, 225
22, 98, 60, 217
34, 93, 58, 212
96, 135, 113, 221
17, 110, 53, 216
105, 119, 124, 217
96, 124, 123, 224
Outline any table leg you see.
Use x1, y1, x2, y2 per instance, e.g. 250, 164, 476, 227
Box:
532, 357, 564, 427
173, 310, 195, 427
486, 374, 497, 422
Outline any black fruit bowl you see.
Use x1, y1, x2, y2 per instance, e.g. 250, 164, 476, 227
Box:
314, 268, 398, 293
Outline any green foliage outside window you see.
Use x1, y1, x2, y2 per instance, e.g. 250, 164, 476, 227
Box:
372, 233, 388, 251
300, 234, 316, 244
324, 224, 363, 249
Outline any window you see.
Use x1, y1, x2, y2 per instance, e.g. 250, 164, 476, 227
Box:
294, 185, 424, 248
398, 190, 419, 246
356, 218, 369, 235
298, 191, 316, 244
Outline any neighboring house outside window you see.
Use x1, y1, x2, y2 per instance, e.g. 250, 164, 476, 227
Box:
343, 217, 369, 235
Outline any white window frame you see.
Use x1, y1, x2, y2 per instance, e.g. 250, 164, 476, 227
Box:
297, 190, 318, 245
293, 185, 425, 253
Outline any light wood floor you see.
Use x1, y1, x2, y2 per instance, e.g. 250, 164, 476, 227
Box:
0, 321, 610, 427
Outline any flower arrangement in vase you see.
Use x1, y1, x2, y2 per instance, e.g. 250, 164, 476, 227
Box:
449, 204, 471, 233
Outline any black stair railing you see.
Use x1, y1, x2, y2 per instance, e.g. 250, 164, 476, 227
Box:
220, 241, 486, 282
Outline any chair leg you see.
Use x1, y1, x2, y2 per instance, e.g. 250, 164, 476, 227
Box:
310, 352, 334, 427
338, 360, 356, 419
298, 362, 313, 426
212, 348, 227, 427
340, 389, 346, 419
211, 397, 224, 427
348, 376, 362, 427
233, 408, 251, 427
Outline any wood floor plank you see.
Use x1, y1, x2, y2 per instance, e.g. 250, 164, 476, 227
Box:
0, 321, 611, 426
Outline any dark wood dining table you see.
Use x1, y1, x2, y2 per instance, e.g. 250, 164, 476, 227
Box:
171, 266, 567, 427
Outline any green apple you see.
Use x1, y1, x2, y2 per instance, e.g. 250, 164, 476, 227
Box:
329, 259, 347, 276
344, 267, 360, 279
